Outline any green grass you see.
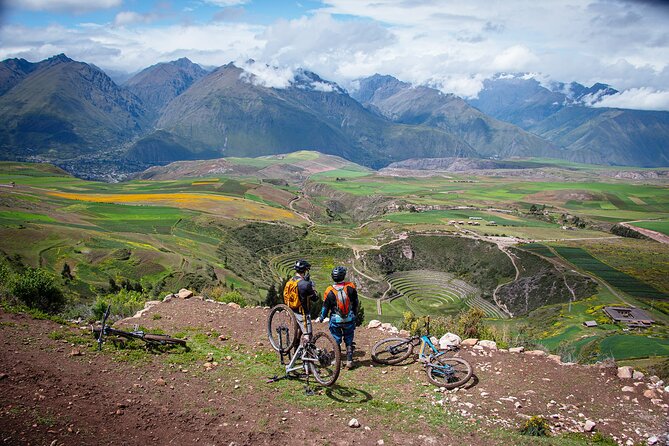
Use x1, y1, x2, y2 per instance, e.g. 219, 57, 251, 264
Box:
554, 247, 668, 300
630, 220, 669, 236
598, 335, 669, 360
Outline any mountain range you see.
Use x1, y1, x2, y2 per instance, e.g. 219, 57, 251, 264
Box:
0, 54, 667, 178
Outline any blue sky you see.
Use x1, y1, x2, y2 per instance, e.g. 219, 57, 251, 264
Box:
1, 0, 668, 110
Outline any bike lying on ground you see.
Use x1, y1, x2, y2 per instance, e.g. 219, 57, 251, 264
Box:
267, 304, 341, 389
92, 305, 187, 351
371, 320, 473, 388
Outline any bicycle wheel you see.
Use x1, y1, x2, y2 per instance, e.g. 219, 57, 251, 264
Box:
267, 304, 299, 353
308, 331, 341, 387
143, 334, 187, 346
371, 337, 414, 365
425, 356, 472, 388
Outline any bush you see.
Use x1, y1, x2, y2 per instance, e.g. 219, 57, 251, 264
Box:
519, 416, 550, 437
214, 290, 247, 307
457, 307, 485, 338
9, 267, 65, 313
92, 289, 148, 321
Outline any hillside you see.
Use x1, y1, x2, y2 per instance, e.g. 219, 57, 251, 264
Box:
152, 62, 476, 168
352, 74, 559, 159
0, 54, 149, 159
124, 57, 209, 117
1, 298, 667, 446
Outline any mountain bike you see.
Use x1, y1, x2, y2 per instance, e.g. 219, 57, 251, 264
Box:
92, 305, 187, 350
371, 319, 472, 388
267, 304, 341, 389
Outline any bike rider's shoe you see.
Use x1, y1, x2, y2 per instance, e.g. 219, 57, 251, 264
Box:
345, 360, 354, 369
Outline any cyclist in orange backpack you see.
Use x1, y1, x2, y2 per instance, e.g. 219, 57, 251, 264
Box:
317, 266, 358, 369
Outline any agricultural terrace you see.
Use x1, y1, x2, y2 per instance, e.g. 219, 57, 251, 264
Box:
384, 270, 506, 319
553, 246, 668, 301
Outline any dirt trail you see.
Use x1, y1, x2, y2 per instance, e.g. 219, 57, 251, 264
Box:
1, 299, 668, 446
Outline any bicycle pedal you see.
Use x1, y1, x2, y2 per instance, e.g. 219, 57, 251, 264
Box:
304, 386, 315, 396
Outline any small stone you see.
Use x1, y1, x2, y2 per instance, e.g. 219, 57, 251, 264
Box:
647, 435, 658, 445
617, 366, 634, 379
178, 288, 193, 299
583, 420, 596, 432
69, 348, 83, 357
632, 370, 645, 380
219, 335, 228, 341
348, 418, 361, 428
227, 302, 241, 309
478, 340, 497, 350
155, 378, 166, 386
0, 373, 8, 380
377, 440, 385, 445
547, 354, 562, 363
621, 386, 635, 392
461, 338, 479, 347
367, 320, 382, 329
509, 347, 524, 353
524, 350, 546, 356
643, 389, 658, 399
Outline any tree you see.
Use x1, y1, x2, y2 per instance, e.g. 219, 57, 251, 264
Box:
355, 305, 365, 327
108, 278, 120, 293
61, 263, 73, 281
264, 284, 279, 307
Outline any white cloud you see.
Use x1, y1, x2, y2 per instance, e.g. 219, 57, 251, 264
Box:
589, 87, 669, 111
9, 0, 121, 13
203, 0, 250, 6
491, 45, 538, 72
114, 12, 151, 27
238, 61, 296, 89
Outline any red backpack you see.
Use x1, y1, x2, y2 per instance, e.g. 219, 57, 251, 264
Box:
325, 282, 355, 317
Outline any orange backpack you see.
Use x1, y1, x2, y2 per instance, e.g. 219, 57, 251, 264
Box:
325, 282, 355, 317
283, 276, 303, 312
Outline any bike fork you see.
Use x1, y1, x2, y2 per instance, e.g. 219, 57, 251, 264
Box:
277, 326, 289, 365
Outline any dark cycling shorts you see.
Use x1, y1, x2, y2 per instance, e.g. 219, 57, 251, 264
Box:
329, 320, 355, 346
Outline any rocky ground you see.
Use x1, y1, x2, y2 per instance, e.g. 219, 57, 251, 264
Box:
1, 296, 668, 446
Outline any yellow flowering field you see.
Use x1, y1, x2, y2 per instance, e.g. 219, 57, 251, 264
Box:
48, 191, 305, 224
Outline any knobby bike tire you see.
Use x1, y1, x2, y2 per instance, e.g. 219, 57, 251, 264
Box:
267, 304, 299, 353
371, 337, 414, 365
425, 356, 473, 389
308, 331, 341, 387
143, 334, 187, 346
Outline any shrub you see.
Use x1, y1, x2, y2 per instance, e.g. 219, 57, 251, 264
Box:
457, 307, 485, 338
9, 267, 65, 313
519, 416, 550, 437
214, 290, 247, 307
92, 289, 147, 321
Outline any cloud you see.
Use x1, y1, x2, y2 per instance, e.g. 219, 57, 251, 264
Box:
114, 11, 156, 27
238, 61, 296, 88
9, 0, 121, 13
491, 45, 538, 72
588, 87, 669, 111
203, 0, 250, 6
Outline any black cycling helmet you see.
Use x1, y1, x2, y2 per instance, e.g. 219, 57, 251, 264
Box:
331, 266, 347, 282
293, 259, 311, 273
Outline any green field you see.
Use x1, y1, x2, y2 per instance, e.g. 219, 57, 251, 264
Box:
630, 220, 669, 236
554, 246, 668, 300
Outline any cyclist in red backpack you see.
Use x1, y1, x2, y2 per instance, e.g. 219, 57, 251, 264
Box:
317, 266, 358, 369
